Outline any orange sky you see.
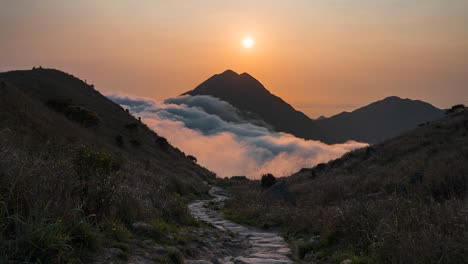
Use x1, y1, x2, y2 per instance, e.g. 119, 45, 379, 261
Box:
1, 0, 467, 117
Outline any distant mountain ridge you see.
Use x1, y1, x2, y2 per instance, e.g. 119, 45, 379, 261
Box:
316, 96, 444, 143
184, 70, 445, 144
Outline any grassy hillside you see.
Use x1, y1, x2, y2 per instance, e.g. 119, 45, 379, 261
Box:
0, 68, 214, 263
223, 108, 468, 263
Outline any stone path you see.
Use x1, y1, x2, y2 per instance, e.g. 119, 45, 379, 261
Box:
186, 187, 294, 264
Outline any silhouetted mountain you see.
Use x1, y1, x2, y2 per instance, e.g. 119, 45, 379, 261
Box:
183, 70, 325, 140
184, 70, 444, 144
317, 96, 445, 143
0, 68, 213, 179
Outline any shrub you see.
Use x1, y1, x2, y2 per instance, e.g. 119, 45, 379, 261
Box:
156, 137, 169, 151
230, 176, 249, 181
46, 99, 101, 127
261, 173, 276, 188
65, 106, 100, 127
74, 147, 122, 217
167, 248, 184, 264
101, 219, 131, 242
187, 155, 197, 163
26, 219, 74, 262
148, 218, 177, 241
297, 241, 315, 259
446, 104, 465, 114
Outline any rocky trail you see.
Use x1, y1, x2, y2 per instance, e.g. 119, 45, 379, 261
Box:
91, 187, 295, 264
186, 187, 294, 264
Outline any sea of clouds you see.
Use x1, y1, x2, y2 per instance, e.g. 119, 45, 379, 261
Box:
108, 94, 367, 178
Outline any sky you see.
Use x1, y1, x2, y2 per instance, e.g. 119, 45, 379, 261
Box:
1, 0, 468, 117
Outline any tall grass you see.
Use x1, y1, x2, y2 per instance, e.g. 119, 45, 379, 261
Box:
0, 129, 206, 262
224, 112, 468, 263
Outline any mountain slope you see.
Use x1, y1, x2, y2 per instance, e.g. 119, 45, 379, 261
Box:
0, 68, 214, 262
224, 108, 468, 263
184, 70, 444, 144
183, 70, 325, 140
317, 96, 445, 143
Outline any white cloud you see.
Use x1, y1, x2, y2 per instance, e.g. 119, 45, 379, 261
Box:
108, 94, 367, 178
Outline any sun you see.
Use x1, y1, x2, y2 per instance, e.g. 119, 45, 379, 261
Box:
242, 37, 255, 48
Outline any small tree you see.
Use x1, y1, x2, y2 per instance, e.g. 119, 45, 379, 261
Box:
446, 104, 465, 114
261, 173, 276, 188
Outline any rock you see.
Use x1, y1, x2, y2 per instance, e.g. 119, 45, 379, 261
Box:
234, 257, 292, 264
308, 235, 320, 245
276, 247, 292, 256
249, 253, 288, 260
304, 252, 315, 262
100, 247, 124, 261
128, 255, 154, 264
187, 260, 213, 264
131, 221, 152, 234
340, 259, 353, 264
149, 246, 168, 255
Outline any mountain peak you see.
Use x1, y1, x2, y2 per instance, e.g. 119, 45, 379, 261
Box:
218, 69, 239, 78
186, 70, 269, 96
183, 70, 324, 140
383, 96, 403, 101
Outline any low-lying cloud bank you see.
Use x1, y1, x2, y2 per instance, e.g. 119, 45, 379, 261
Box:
109, 94, 367, 178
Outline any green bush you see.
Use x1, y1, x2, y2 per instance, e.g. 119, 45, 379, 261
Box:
148, 218, 177, 241
101, 219, 131, 242
74, 146, 123, 217
297, 241, 315, 259
64, 106, 101, 127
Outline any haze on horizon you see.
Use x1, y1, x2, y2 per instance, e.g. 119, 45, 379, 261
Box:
1, 0, 467, 117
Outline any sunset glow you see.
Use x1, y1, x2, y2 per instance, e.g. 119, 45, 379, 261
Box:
1, 1, 467, 117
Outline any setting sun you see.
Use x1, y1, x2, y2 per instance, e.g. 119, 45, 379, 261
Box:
242, 37, 254, 48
